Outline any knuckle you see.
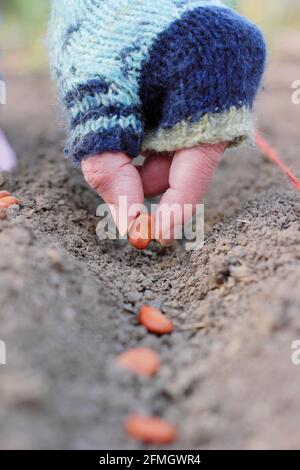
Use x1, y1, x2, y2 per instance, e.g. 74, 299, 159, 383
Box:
195, 144, 224, 171
82, 161, 112, 194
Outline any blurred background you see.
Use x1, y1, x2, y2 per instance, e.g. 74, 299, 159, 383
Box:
0, 0, 48, 71
1, 0, 300, 72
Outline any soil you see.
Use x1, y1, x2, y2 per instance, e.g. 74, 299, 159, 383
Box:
0, 33, 300, 450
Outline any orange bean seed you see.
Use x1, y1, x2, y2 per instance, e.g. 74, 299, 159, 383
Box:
128, 214, 154, 250
117, 348, 160, 377
0, 191, 11, 199
138, 305, 173, 335
0, 196, 20, 209
124, 414, 177, 444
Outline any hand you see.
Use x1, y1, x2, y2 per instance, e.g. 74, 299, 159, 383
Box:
50, 2, 265, 246
81, 142, 227, 246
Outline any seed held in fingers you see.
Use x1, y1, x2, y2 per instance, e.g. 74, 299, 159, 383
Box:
0, 191, 11, 199
138, 305, 173, 335
124, 414, 177, 444
0, 196, 19, 209
116, 348, 160, 377
128, 213, 154, 250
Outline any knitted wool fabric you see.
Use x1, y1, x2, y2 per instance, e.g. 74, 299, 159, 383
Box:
48, 0, 266, 165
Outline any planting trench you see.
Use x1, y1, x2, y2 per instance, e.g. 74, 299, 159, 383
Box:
0, 36, 300, 449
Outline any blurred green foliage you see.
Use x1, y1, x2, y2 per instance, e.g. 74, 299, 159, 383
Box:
0, 0, 49, 70
2, 0, 48, 23
240, 0, 300, 32
1, 0, 48, 43
2, 0, 300, 43
1, 0, 300, 71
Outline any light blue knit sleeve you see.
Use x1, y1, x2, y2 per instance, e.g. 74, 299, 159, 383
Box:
48, 0, 266, 165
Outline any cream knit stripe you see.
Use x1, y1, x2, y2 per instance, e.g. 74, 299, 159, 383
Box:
142, 106, 254, 152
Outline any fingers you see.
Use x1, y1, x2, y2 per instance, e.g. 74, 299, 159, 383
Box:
155, 143, 227, 245
81, 143, 226, 245
140, 153, 173, 197
81, 152, 144, 235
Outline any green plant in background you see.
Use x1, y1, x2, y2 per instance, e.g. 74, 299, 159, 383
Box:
2, 0, 300, 40
1, 0, 300, 72
2, 0, 48, 41
0, 0, 49, 71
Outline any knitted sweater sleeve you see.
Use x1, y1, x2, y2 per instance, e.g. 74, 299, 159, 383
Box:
48, 0, 266, 165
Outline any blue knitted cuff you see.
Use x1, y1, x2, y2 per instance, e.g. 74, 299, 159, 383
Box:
66, 124, 143, 166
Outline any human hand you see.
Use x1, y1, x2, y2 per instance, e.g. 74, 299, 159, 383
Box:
49, 0, 265, 246
82, 142, 227, 246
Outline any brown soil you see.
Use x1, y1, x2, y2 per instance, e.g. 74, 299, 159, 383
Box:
0, 33, 300, 450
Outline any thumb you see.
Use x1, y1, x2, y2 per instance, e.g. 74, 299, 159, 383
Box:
155, 143, 226, 245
